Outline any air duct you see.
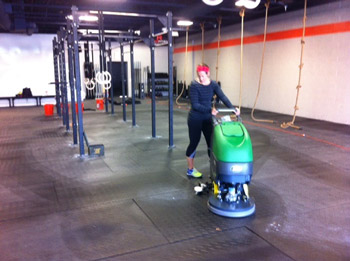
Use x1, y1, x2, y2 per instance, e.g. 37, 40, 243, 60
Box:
0, 0, 11, 31
1, 0, 38, 35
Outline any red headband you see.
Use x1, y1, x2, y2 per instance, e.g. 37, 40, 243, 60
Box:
197, 65, 210, 73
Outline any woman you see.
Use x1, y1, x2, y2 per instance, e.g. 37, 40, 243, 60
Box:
186, 63, 240, 178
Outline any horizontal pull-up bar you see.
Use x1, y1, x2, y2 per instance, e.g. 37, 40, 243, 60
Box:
90, 10, 158, 18
82, 34, 141, 40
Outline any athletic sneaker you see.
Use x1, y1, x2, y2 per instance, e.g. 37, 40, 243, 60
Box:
187, 168, 202, 178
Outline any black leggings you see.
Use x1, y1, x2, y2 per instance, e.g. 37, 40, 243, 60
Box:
186, 114, 212, 158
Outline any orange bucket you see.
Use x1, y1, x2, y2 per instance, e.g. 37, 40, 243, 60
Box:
44, 104, 54, 116
96, 99, 104, 110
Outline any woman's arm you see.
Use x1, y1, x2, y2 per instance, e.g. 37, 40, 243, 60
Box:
214, 83, 240, 115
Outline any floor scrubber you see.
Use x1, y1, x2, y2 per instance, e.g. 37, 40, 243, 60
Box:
206, 108, 255, 218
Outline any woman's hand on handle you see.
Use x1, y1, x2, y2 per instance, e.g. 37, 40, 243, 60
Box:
235, 107, 240, 116
211, 107, 218, 116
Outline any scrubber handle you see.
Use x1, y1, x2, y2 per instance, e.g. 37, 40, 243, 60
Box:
216, 108, 242, 122
217, 108, 237, 114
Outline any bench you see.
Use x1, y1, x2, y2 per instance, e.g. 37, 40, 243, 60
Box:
0, 96, 56, 107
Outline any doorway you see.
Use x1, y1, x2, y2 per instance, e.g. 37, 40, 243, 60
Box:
109, 62, 128, 98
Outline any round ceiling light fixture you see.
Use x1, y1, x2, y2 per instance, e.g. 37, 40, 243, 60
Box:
177, 20, 193, 27
235, 0, 261, 9
202, 0, 224, 6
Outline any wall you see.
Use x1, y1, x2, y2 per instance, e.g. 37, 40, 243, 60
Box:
0, 34, 55, 106
0, 33, 87, 106
0, 34, 168, 107
109, 42, 168, 94
173, 1, 350, 125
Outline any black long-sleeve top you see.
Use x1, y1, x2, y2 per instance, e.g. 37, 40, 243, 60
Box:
189, 80, 234, 118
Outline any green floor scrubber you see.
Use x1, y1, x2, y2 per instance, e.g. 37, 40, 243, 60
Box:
207, 108, 255, 218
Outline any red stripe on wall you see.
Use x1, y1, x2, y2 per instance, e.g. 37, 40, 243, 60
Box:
174, 21, 350, 54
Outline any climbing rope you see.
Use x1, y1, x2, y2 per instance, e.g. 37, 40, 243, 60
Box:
251, 0, 274, 123
200, 22, 205, 63
176, 26, 189, 106
216, 16, 222, 82
281, 0, 307, 130
212, 17, 222, 107
238, 8, 245, 111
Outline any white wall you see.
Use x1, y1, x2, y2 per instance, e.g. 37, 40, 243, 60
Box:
174, 1, 350, 125
0, 34, 55, 97
0, 34, 169, 107
0, 33, 87, 106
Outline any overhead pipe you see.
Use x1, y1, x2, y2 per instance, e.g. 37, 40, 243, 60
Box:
0, 0, 11, 31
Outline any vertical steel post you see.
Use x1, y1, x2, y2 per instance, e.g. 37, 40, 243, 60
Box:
91, 43, 95, 99
98, 12, 104, 104
120, 43, 126, 122
57, 30, 65, 126
167, 12, 174, 148
101, 15, 108, 114
130, 39, 136, 126
67, 24, 78, 145
149, 19, 156, 138
57, 31, 65, 125
108, 39, 114, 114
60, 27, 70, 131
84, 41, 90, 63
52, 37, 61, 116
97, 12, 108, 113
72, 6, 84, 156
83, 42, 90, 99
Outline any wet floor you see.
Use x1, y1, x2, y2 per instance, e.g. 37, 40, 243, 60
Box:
0, 99, 349, 260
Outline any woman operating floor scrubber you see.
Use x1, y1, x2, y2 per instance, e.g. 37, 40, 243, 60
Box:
196, 108, 255, 218
185, 64, 239, 178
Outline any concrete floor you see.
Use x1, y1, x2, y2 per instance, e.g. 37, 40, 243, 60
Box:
0, 99, 349, 260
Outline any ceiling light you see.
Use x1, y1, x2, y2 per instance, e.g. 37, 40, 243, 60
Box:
67, 14, 98, 22
177, 20, 193, 27
202, 0, 223, 6
79, 15, 98, 22
235, 0, 261, 9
